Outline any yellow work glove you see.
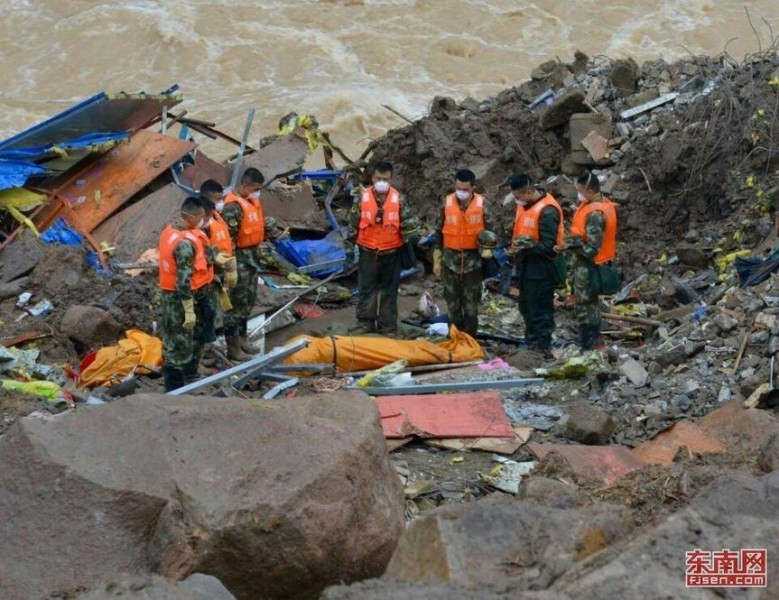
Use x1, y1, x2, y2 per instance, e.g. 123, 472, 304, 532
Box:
181, 298, 196, 330
214, 252, 232, 266
480, 248, 493, 259
224, 269, 238, 288
433, 249, 443, 278
219, 287, 233, 311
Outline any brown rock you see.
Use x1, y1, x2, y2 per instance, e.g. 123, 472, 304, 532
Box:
60, 305, 123, 346
0, 392, 404, 600
676, 246, 712, 268
610, 58, 640, 96
519, 476, 581, 509
384, 497, 632, 590
625, 88, 659, 109
699, 400, 779, 454
0, 230, 42, 283
757, 433, 779, 473
565, 404, 615, 445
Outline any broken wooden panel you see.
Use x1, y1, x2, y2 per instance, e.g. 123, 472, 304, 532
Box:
180, 150, 230, 189
92, 181, 186, 262
375, 392, 514, 439
425, 425, 533, 455
35, 130, 194, 234
631, 421, 726, 466
528, 442, 644, 486
240, 133, 309, 183
262, 181, 328, 232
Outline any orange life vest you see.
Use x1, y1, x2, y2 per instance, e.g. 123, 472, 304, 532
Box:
224, 191, 265, 248
513, 193, 564, 246
356, 186, 404, 251
442, 193, 485, 250
571, 196, 618, 264
158, 225, 213, 292
208, 211, 233, 255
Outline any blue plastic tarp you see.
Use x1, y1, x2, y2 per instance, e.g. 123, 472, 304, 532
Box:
275, 236, 345, 277
40, 218, 83, 245
0, 159, 47, 191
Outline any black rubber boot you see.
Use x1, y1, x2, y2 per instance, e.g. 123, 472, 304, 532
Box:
579, 325, 600, 351
163, 366, 185, 392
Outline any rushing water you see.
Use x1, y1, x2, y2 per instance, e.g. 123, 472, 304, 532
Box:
1, 0, 778, 158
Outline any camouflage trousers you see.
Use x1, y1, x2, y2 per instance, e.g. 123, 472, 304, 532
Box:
356, 247, 400, 334
224, 259, 259, 338
572, 259, 601, 327
442, 267, 482, 337
518, 275, 555, 349
160, 286, 217, 368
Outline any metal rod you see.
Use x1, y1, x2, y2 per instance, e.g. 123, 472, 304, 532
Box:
349, 378, 545, 396
263, 377, 299, 400
229, 107, 255, 191
167, 338, 309, 395
347, 360, 485, 377
297, 258, 344, 274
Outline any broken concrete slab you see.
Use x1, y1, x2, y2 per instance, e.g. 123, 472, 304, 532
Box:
631, 421, 726, 465
376, 392, 514, 439
60, 305, 123, 347
0, 391, 404, 599
519, 476, 582, 509
540, 87, 587, 129
384, 497, 633, 589
619, 358, 649, 386
580, 130, 610, 161
565, 404, 615, 445
528, 443, 645, 485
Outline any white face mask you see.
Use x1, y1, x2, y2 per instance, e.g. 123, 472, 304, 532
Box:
248, 190, 261, 200
373, 180, 390, 194
577, 192, 587, 202
199, 217, 211, 229
455, 189, 471, 202
215, 200, 225, 212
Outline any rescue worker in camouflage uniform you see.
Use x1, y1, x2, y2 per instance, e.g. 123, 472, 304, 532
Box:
158, 196, 217, 391
347, 161, 420, 335
433, 169, 496, 337
509, 174, 564, 353
566, 171, 618, 350
221, 168, 270, 361
197, 181, 238, 366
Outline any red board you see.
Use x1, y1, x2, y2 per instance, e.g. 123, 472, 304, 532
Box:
375, 392, 514, 439
528, 442, 644, 486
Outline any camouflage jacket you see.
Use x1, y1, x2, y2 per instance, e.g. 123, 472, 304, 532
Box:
517, 204, 561, 280
573, 210, 606, 266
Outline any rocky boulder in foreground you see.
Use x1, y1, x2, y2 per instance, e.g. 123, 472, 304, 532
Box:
0, 391, 404, 599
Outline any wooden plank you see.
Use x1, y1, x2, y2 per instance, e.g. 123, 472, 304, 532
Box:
35, 130, 194, 234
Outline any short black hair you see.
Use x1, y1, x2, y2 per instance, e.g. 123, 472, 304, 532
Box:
181, 196, 203, 215
242, 168, 265, 185
577, 171, 601, 192
200, 179, 223, 196
455, 169, 476, 184
373, 161, 393, 175
510, 174, 532, 190
198, 196, 215, 214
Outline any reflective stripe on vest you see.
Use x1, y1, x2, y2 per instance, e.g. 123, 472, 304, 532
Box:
570, 197, 618, 264
158, 225, 213, 291
442, 193, 484, 250
512, 194, 564, 246
208, 211, 233, 255
225, 191, 265, 248
356, 186, 404, 251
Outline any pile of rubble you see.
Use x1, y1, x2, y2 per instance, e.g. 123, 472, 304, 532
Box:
0, 50, 778, 598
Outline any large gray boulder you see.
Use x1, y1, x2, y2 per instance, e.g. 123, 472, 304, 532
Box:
551, 471, 779, 598
0, 391, 404, 599
384, 497, 633, 590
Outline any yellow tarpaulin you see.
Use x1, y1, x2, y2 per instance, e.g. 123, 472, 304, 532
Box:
78, 329, 162, 388
0, 187, 47, 234
283, 325, 485, 372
